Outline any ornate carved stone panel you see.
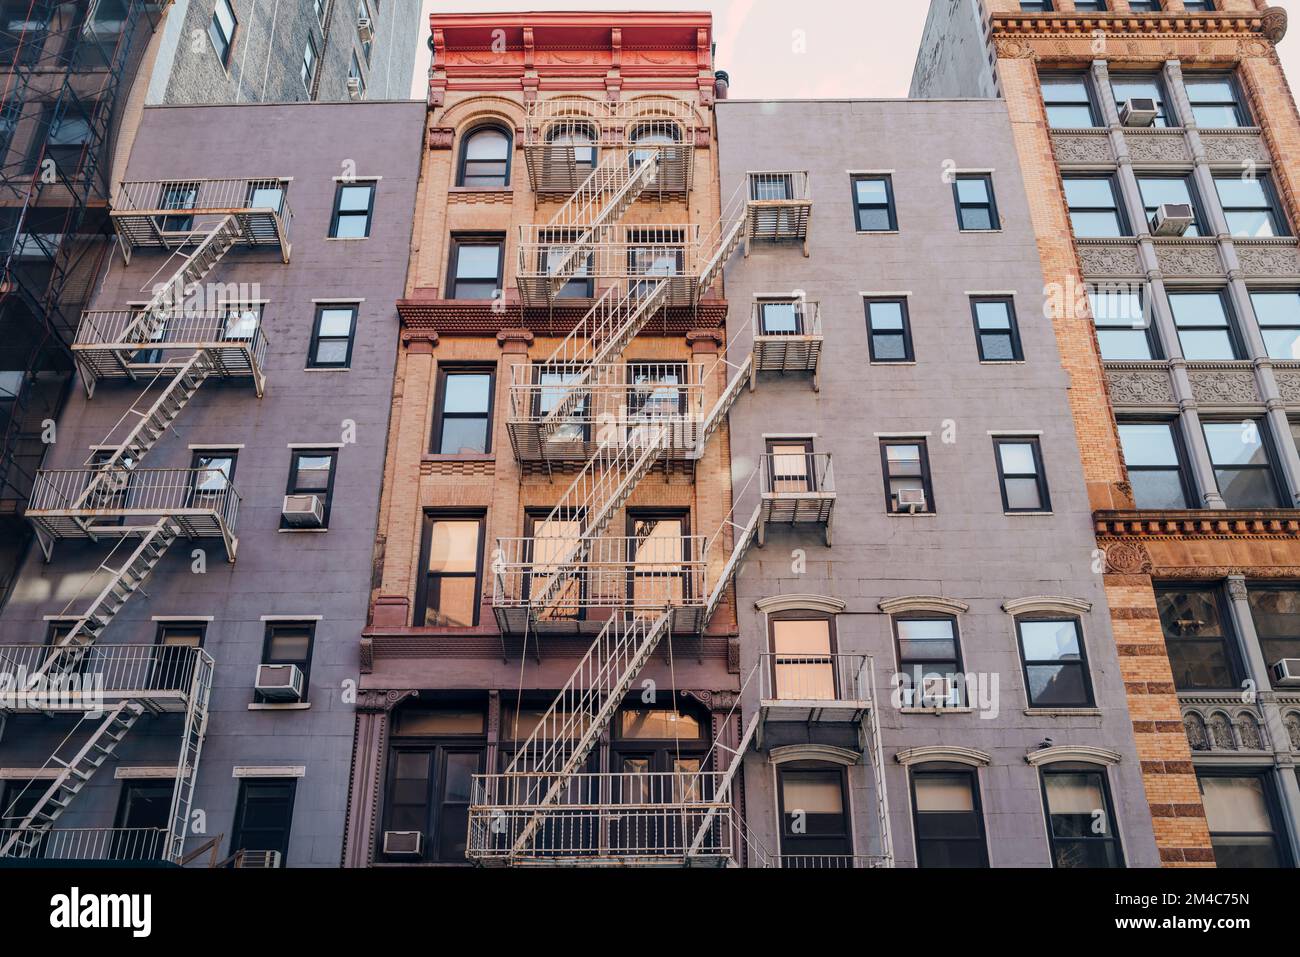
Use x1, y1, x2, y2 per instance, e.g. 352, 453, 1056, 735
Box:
1077, 241, 1141, 276
1180, 700, 1269, 753
1106, 367, 1176, 407
1123, 131, 1190, 164
1200, 132, 1269, 165
1051, 132, 1115, 165
1186, 367, 1261, 406
1234, 241, 1300, 277
1274, 370, 1300, 405
1155, 242, 1223, 278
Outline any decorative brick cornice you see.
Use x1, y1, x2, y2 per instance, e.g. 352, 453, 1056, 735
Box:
990, 10, 1283, 41
396, 297, 728, 338
1095, 509, 1300, 539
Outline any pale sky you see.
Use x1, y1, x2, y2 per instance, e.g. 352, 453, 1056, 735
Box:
413, 0, 1300, 99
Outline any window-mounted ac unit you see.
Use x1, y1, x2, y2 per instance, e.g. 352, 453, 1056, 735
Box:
383, 831, 424, 857
1151, 203, 1194, 237
1271, 658, 1300, 687
1119, 97, 1158, 128
255, 663, 304, 701
897, 488, 927, 513
282, 494, 324, 528
357, 16, 374, 41
346, 76, 362, 99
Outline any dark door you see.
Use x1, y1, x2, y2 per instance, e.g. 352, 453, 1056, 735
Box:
230, 779, 296, 865
111, 781, 172, 861
777, 764, 853, 864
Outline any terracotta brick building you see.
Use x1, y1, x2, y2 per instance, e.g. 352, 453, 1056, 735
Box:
342, 11, 753, 866
915, 0, 1300, 866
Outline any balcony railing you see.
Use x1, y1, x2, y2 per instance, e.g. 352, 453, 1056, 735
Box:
0, 827, 167, 864
28, 467, 240, 542
750, 299, 824, 382
0, 644, 212, 713
516, 226, 703, 306
758, 451, 836, 540
758, 652, 871, 703
767, 854, 890, 869
505, 360, 710, 463
112, 177, 292, 251
745, 171, 812, 248
493, 534, 709, 614
73, 307, 270, 386
468, 771, 734, 864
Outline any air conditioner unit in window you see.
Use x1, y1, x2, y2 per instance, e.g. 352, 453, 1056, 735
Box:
1119, 97, 1159, 127
1271, 658, 1300, 687
897, 488, 927, 513
255, 663, 304, 701
920, 675, 960, 709
346, 76, 362, 99
282, 494, 324, 528
383, 831, 424, 857
357, 16, 374, 41
1150, 203, 1194, 237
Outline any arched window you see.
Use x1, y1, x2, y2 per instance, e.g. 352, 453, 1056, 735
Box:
546, 120, 597, 171
628, 120, 681, 169
458, 125, 511, 187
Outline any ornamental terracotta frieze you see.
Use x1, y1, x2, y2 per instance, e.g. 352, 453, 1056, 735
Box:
1076, 240, 1142, 277
1049, 131, 1114, 165
1095, 510, 1300, 540
1123, 130, 1191, 164
1154, 240, 1224, 278
1234, 240, 1300, 277
1105, 366, 1177, 407
1199, 131, 1270, 165
990, 9, 1286, 42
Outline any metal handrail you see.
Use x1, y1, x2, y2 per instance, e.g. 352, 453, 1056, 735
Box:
29, 467, 241, 528
508, 358, 711, 424
757, 652, 873, 703
0, 827, 167, 862
115, 176, 292, 221
759, 451, 836, 496
523, 97, 699, 139
747, 170, 812, 202
517, 224, 702, 279
0, 644, 213, 701
750, 299, 822, 339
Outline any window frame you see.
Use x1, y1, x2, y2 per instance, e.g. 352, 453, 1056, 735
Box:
1063, 174, 1130, 238
1039, 764, 1126, 868
1110, 71, 1176, 127
766, 609, 839, 703
1183, 73, 1247, 128
307, 303, 358, 369
431, 363, 496, 456
283, 448, 338, 528
259, 620, 316, 702
850, 174, 897, 233
909, 763, 990, 868
1213, 173, 1289, 238
230, 778, 297, 863
776, 761, 854, 860
414, 510, 487, 628
993, 436, 1052, 513
1248, 288, 1300, 362
1040, 73, 1099, 129
456, 124, 513, 189
1156, 583, 1246, 692
624, 507, 692, 611
880, 437, 936, 515
969, 296, 1024, 362
208, 0, 237, 69
893, 614, 964, 707
863, 296, 914, 363
1136, 173, 1207, 236
1015, 615, 1096, 709
446, 233, 505, 300
1246, 582, 1300, 686
1088, 283, 1162, 361
1197, 768, 1293, 868
1117, 419, 1196, 510
328, 180, 376, 239
952, 173, 1000, 231
1167, 288, 1244, 361
300, 31, 319, 94
1201, 417, 1285, 509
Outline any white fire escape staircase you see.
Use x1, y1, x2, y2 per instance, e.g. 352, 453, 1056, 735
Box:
6, 179, 285, 862
467, 158, 794, 867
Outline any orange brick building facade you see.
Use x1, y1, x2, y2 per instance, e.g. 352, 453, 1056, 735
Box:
342, 12, 744, 866
916, 0, 1300, 866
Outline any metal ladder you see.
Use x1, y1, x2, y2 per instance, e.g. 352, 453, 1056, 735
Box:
0, 701, 146, 858
165, 651, 213, 862
34, 519, 179, 680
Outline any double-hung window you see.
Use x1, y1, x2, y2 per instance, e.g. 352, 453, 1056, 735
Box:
208, 0, 237, 68
329, 181, 375, 238
1168, 290, 1241, 360
1184, 76, 1246, 127
1198, 773, 1291, 868
880, 439, 935, 514
970, 297, 1022, 361
850, 175, 896, 232
1016, 617, 1094, 708
259, 621, 315, 702
1214, 175, 1287, 238
447, 235, 503, 299
1041, 766, 1124, 868
1111, 74, 1174, 127
895, 617, 963, 707
864, 297, 912, 362
1156, 586, 1243, 691
1088, 284, 1158, 360
432, 366, 494, 455
300, 33, 319, 93
1041, 76, 1097, 128
416, 513, 485, 627
994, 437, 1051, 512
1063, 176, 1128, 237
1201, 420, 1284, 508
1137, 175, 1204, 236
1247, 585, 1300, 687
952, 174, 999, 231
284, 449, 337, 528
1249, 290, 1300, 361
910, 765, 988, 867
1118, 422, 1193, 509
308, 304, 357, 368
